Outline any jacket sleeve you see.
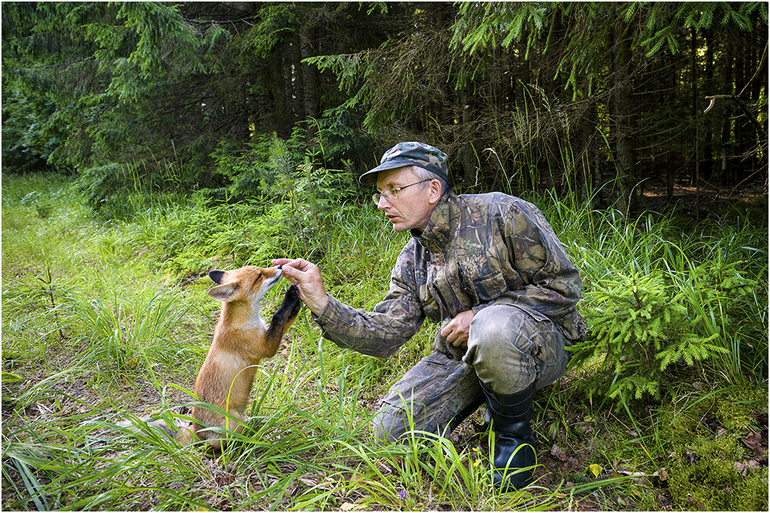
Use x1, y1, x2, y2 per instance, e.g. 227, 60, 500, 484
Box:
312, 247, 425, 359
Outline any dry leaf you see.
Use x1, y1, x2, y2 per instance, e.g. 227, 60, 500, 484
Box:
551, 444, 568, 461
215, 475, 234, 487
740, 430, 766, 456
734, 459, 761, 477
298, 476, 318, 487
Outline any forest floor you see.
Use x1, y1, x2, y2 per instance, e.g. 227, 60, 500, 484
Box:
447, 389, 768, 511
3, 173, 767, 511
638, 180, 767, 221
7, 342, 768, 511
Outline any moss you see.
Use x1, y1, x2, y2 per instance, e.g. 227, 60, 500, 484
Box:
714, 387, 767, 431
655, 385, 768, 510
658, 385, 767, 439
656, 398, 712, 447
725, 468, 769, 511
666, 435, 766, 510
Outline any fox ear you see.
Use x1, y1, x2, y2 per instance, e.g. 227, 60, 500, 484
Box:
207, 283, 238, 302
209, 270, 225, 284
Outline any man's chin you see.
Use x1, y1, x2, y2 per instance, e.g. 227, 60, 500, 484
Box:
388, 216, 420, 233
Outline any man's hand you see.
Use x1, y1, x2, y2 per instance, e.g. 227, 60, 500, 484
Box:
440, 310, 475, 347
272, 258, 329, 316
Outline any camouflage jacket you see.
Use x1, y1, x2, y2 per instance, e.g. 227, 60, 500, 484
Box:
314, 192, 587, 359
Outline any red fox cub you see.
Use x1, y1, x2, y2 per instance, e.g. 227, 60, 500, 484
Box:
180, 265, 301, 450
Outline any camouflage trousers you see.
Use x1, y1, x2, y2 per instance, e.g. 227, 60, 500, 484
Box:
372, 304, 571, 442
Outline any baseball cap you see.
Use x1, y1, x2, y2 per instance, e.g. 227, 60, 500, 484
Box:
358, 142, 449, 184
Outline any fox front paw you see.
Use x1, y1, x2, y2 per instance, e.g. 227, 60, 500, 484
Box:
282, 284, 302, 317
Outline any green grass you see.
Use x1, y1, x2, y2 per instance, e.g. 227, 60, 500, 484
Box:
2, 172, 767, 510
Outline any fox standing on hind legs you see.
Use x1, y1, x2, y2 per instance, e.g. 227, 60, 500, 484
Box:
179, 265, 301, 450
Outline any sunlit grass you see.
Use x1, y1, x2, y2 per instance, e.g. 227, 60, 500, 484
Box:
2, 172, 767, 510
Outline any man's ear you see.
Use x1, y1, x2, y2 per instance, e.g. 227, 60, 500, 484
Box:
428, 179, 443, 204
207, 283, 238, 302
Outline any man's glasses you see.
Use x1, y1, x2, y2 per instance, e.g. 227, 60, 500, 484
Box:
372, 179, 432, 204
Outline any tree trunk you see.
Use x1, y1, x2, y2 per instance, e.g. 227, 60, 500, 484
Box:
721, 38, 733, 185
578, 103, 597, 208
461, 87, 476, 189
692, 27, 700, 220
300, 25, 319, 142
612, 17, 637, 216
704, 28, 714, 179
734, 36, 748, 183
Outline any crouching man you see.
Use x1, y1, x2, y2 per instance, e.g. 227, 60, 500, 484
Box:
274, 142, 586, 490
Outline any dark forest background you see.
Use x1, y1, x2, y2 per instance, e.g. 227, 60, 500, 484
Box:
2, 5, 768, 510
3, 2, 767, 213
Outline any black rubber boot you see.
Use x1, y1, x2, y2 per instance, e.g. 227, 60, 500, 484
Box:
480, 380, 537, 491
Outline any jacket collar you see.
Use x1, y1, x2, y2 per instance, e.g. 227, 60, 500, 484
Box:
411, 192, 460, 253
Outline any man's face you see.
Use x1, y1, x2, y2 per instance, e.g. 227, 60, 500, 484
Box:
375, 167, 440, 232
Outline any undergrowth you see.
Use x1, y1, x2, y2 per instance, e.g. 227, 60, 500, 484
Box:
2, 171, 767, 511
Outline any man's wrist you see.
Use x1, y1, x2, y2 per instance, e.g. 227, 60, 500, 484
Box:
309, 294, 330, 317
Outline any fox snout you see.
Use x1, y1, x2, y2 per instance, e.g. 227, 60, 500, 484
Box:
208, 265, 282, 285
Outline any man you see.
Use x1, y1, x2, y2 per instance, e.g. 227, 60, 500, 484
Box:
273, 142, 586, 490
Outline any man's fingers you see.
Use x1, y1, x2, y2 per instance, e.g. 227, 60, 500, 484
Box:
442, 312, 473, 347
280, 264, 299, 279
270, 258, 328, 315
445, 327, 465, 346
272, 258, 308, 282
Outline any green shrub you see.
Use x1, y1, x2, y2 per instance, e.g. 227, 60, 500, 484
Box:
571, 267, 729, 404
559, 200, 767, 408
207, 132, 302, 202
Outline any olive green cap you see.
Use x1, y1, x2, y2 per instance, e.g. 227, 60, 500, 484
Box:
359, 142, 449, 184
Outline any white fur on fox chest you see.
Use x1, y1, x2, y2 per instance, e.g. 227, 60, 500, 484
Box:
210, 309, 268, 362
207, 348, 252, 375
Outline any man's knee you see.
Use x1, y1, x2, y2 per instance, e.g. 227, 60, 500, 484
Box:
468, 308, 502, 347
467, 305, 536, 354
466, 304, 567, 393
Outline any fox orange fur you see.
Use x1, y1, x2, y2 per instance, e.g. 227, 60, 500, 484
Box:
116, 266, 300, 450
178, 265, 301, 450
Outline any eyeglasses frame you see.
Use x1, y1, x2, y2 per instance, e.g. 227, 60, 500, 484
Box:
372, 178, 433, 205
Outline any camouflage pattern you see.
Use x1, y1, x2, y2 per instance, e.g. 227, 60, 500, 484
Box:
373, 352, 483, 441
464, 304, 570, 393
373, 305, 568, 441
315, 191, 586, 356
313, 191, 587, 438
359, 142, 449, 183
